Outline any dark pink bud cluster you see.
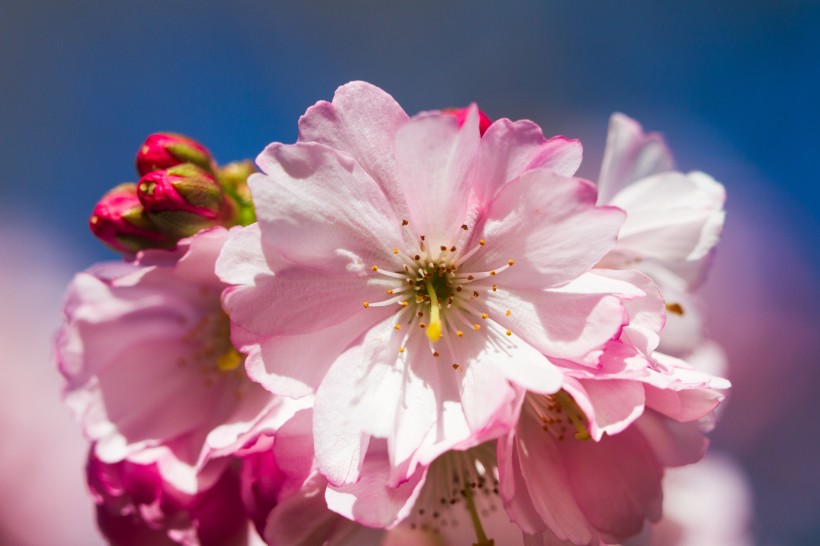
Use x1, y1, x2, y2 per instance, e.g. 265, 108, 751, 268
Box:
89, 133, 255, 254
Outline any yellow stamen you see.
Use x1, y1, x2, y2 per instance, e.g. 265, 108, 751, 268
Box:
216, 347, 243, 372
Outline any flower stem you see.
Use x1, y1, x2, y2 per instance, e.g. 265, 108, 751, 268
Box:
463, 480, 494, 546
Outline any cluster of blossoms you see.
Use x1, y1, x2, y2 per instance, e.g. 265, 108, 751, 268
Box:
58, 81, 731, 545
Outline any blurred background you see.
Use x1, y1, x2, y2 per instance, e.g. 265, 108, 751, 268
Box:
1, 2, 818, 544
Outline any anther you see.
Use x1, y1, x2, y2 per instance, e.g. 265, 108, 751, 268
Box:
508, 259, 515, 266
492, 284, 497, 291
394, 324, 402, 330
505, 330, 512, 336
393, 248, 399, 254
402, 219, 409, 226
505, 310, 511, 316
452, 364, 460, 370
433, 351, 440, 357
461, 224, 468, 230
363, 302, 369, 308
473, 324, 481, 331
481, 313, 489, 320
399, 347, 405, 353
419, 323, 427, 329
456, 330, 464, 337
479, 239, 486, 246
371, 265, 379, 271
401, 301, 409, 307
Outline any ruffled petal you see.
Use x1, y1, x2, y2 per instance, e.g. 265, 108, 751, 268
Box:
252, 142, 403, 270
393, 107, 481, 250
476, 118, 582, 201
473, 170, 624, 290
298, 80, 410, 219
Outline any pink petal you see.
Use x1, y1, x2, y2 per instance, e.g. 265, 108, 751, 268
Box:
476, 118, 582, 201
252, 141, 403, 270
473, 170, 625, 290
325, 447, 425, 528
561, 425, 663, 542
297, 80, 410, 219
633, 410, 709, 467
514, 412, 597, 544
314, 345, 371, 486
597, 113, 674, 204
215, 223, 289, 286
609, 171, 726, 265
394, 107, 481, 249
490, 283, 627, 361
565, 378, 645, 440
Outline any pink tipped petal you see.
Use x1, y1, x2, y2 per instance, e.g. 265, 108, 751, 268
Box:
597, 113, 674, 204
477, 118, 583, 200
394, 107, 481, 248
298, 80, 410, 218
252, 142, 403, 270
475, 171, 625, 290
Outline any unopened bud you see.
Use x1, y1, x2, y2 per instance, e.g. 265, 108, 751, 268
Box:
442, 107, 492, 136
136, 133, 215, 176
137, 164, 235, 237
216, 160, 256, 225
89, 183, 173, 254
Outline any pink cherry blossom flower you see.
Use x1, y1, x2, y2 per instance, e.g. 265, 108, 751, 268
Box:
217, 81, 653, 487
241, 406, 529, 546
497, 375, 725, 546
57, 227, 287, 493
87, 449, 248, 546
594, 114, 727, 357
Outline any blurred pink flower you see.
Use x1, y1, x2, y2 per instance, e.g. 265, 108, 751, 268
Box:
637, 452, 753, 546
0, 224, 103, 544
595, 113, 726, 358
57, 227, 283, 493
216, 81, 674, 488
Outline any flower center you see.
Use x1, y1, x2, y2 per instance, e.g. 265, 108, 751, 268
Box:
363, 220, 516, 366
177, 297, 247, 388
525, 390, 591, 441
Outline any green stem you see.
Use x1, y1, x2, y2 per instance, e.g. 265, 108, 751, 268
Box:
463, 482, 494, 546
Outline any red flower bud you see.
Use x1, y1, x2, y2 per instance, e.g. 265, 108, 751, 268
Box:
442, 106, 492, 135
135, 133, 215, 176
89, 183, 173, 254
137, 164, 235, 237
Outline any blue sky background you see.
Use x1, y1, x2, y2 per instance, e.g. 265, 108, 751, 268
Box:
2, 2, 819, 544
